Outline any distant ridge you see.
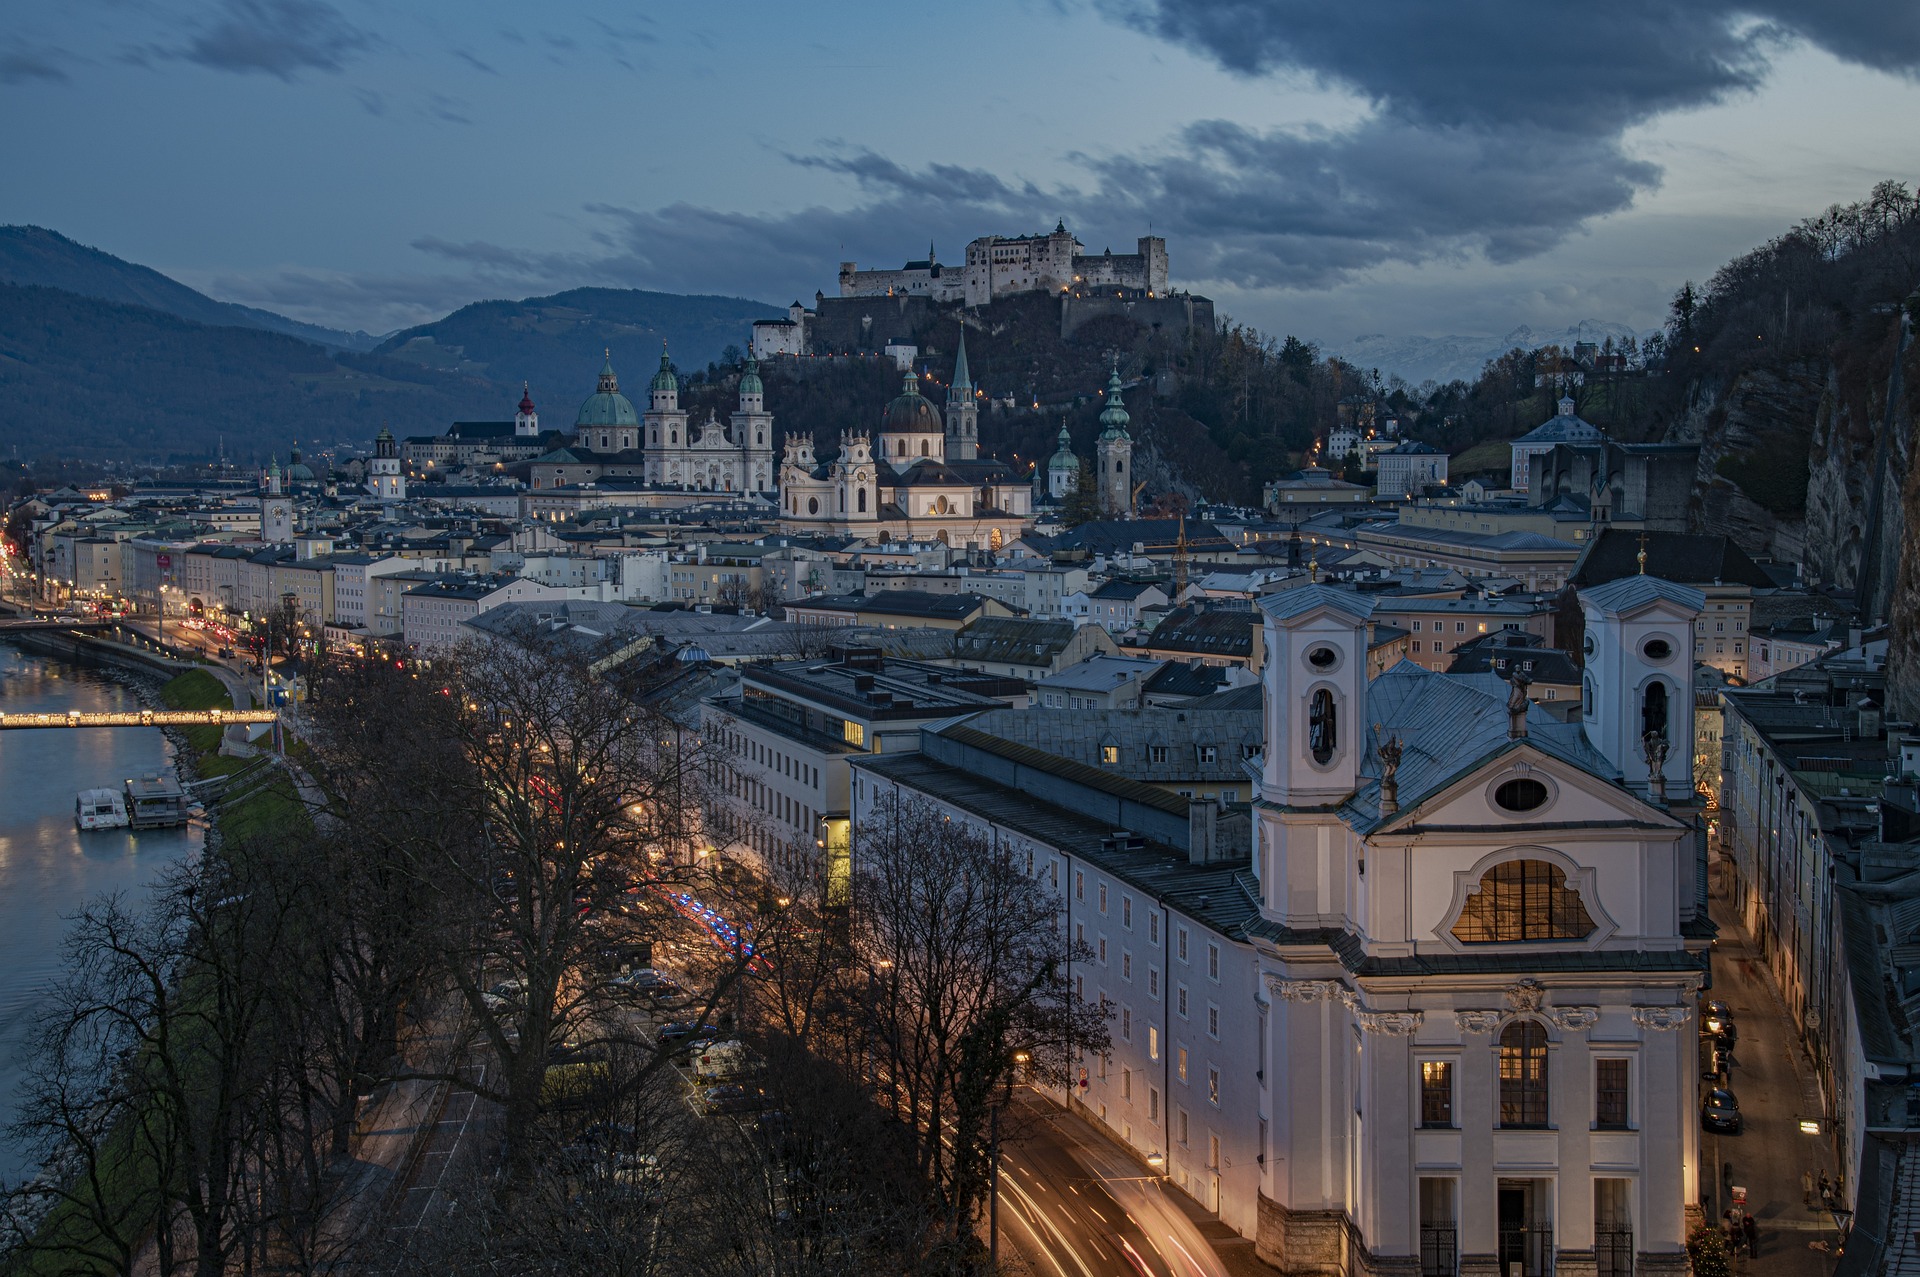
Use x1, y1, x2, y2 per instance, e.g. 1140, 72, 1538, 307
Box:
374, 286, 786, 401
1331, 320, 1661, 386
0, 225, 381, 351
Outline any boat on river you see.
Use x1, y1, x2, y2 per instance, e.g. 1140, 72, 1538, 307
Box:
124, 774, 190, 828
74, 788, 129, 830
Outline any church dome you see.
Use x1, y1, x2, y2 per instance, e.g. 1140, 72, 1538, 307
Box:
882, 372, 943, 434
649, 346, 679, 394
577, 351, 640, 428
1049, 425, 1080, 472
739, 357, 763, 397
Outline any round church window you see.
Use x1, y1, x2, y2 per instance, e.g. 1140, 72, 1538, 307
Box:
1643, 637, 1673, 661
1307, 645, 1338, 669
1494, 778, 1550, 812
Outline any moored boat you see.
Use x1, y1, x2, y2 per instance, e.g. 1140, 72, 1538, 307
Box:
74, 787, 129, 831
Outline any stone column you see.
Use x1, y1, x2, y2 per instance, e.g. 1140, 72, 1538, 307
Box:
1633, 1004, 1693, 1260
1455, 1010, 1501, 1277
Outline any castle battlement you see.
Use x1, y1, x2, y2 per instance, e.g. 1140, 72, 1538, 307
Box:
838, 224, 1170, 306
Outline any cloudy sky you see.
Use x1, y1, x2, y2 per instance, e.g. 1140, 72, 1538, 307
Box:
6, 0, 1919, 348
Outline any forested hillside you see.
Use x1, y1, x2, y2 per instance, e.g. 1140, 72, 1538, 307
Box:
0, 225, 377, 350
375, 287, 784, 406
0, 284, 504, 462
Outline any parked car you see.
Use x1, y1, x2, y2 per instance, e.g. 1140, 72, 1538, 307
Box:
701, 1084, 766, 1116
1702, 1001, 1737, 1042
693, 1040, 764, 1083
657, 1022, 723, 1052
1700, 1087, 1742, 1133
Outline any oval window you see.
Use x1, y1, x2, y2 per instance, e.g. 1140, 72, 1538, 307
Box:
1307, 646, 1338, 669
807, 497, 819, 515
1494, 778, 1549, 812
1643, 638, 1672, 661
1582, 634, 1596, 656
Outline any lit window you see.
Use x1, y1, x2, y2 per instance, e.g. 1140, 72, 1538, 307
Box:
1452, 860, 1594, 943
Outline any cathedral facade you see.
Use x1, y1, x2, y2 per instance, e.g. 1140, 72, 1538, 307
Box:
776, 335, 1031, 548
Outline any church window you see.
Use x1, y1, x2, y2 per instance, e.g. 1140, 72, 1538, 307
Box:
1308, 688, 1336, 764
858, 488, 868, 513
1498, 1021, 1550, 1127
921, 440, 930, 457
671, 431, 678, 445
1642, 681, 1669, 741
1451, 859, 1594, 944
807, 497, 819, 515
1493, 778, 1549, 812
1582, 677, 1593, 716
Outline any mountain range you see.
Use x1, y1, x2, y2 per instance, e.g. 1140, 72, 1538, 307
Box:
0, 227, 783, 461
1331, 320, 1661, 386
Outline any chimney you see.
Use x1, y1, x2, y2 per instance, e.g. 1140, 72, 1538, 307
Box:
1858, 695, 1884, 741
1188, 798, 1220, 865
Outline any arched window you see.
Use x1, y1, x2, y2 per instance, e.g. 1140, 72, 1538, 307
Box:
1642, 681, 1668, 741
1498, 1020, 1549, 1127
1582, 677, 1593, 716
1308, 688, 1336, 764
1452, 859, 1595, 943
857, 488, 868, 513
921, 440, 929, 457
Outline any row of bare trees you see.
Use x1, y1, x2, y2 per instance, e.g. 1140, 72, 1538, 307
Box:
5, 626, 1105, 1274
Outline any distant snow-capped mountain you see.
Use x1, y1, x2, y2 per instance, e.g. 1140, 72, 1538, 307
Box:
1332, 320, 1661, 387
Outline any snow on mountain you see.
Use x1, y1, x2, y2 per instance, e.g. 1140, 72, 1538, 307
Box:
1332, 320, 1661, 387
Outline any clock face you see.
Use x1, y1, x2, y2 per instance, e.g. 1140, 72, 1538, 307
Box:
855, 470, 871, 484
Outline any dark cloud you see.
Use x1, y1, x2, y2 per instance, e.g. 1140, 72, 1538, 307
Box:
176, 0, 372, 78
0, 39, 71, 85
452, 48, 496, 75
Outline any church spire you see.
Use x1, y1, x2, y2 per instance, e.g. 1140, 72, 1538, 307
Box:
949, 328, 972, 401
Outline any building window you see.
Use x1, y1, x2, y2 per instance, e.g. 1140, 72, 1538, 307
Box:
1207, 1004, 1219, 1038
1451, 859, 1596, 943
1149, 1027, 1159, 1060
1076, 871, 1084, 901
1421, 1060, 1454, 1127
1121, 1007, 1132, 1041
1595, 1058, 1630, 1128
1150, 1087, 1160, 1122
1177, 985, 1188, 1018
1177, 1107, 1189, 1144
1177, 927, 1189, 962
1208, 1067, 1220, 1105
1148, 967, 1159, 998
1149, 744, 1168, 764
1498, 1020, 1550, 1128
1207, 943, 1220, 980
1197, 744, 1218, 763
1122, 951, 1132, 981
1178, 1047, 1189, 1083
843, 720, 864, 747
1309, 688, 1337, 763
1149, 912, 1160, 944
1122, 897, 1133, 928
1101, 744, 1120, 764
1099, 883, 1108, 913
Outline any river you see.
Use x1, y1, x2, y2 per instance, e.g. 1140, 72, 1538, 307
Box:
0, 644, 200, 1184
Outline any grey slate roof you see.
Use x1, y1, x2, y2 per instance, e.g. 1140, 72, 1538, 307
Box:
1335, 662, 1621, 834
960, 705, 1260, 785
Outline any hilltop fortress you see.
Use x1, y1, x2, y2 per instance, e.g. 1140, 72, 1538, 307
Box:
838, 222, 1169, 305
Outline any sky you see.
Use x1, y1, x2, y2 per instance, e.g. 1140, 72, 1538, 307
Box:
5, 0, 1920, 350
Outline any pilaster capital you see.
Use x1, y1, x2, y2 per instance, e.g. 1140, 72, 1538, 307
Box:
1631, 1005, 1693, 1031
1265, 976, 1347, 1004
1547, 1006, 1601, 1032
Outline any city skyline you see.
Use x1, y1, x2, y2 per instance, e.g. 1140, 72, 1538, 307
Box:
4, 0, 1919, 346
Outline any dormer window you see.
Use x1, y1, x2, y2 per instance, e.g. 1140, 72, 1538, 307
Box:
1196, 744, 1218, 764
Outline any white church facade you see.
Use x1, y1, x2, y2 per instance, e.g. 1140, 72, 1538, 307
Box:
853, 575, 1712, 1277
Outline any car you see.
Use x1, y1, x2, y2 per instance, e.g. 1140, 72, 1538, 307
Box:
1701, 1087, 1742, 1133
656, 1021, 722, 1051
489, 978, 526, 1002
701, 1083, 766, 1115
1702, 1001, 1737, 1041
608, 968, 672, 991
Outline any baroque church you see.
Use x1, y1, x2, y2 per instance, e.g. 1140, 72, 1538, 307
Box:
776, 333, 1034, 547
528, 348, 775, 493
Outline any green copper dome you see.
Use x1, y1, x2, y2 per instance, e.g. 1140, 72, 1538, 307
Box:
649, 345, 678, 394
1098, 367, 1131, 440
739, 356, 763, 398
577, 350, 640, 428
1049, 423, 1079, 471
882, 371, 942, 434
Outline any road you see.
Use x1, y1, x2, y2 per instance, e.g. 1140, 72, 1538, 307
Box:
1704, 898, 1847, 1275
995, 1092, 1244, 1277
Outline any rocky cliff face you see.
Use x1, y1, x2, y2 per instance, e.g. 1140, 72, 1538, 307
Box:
1673, 315, 1920, 717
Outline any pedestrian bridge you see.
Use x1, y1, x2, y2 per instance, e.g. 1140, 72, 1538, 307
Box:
0, 708, 280, 730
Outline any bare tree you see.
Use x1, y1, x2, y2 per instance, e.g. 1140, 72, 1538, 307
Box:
852, 795, 1108, 1240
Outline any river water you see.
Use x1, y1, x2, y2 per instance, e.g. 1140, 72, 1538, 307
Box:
0, 644, 200, 1184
